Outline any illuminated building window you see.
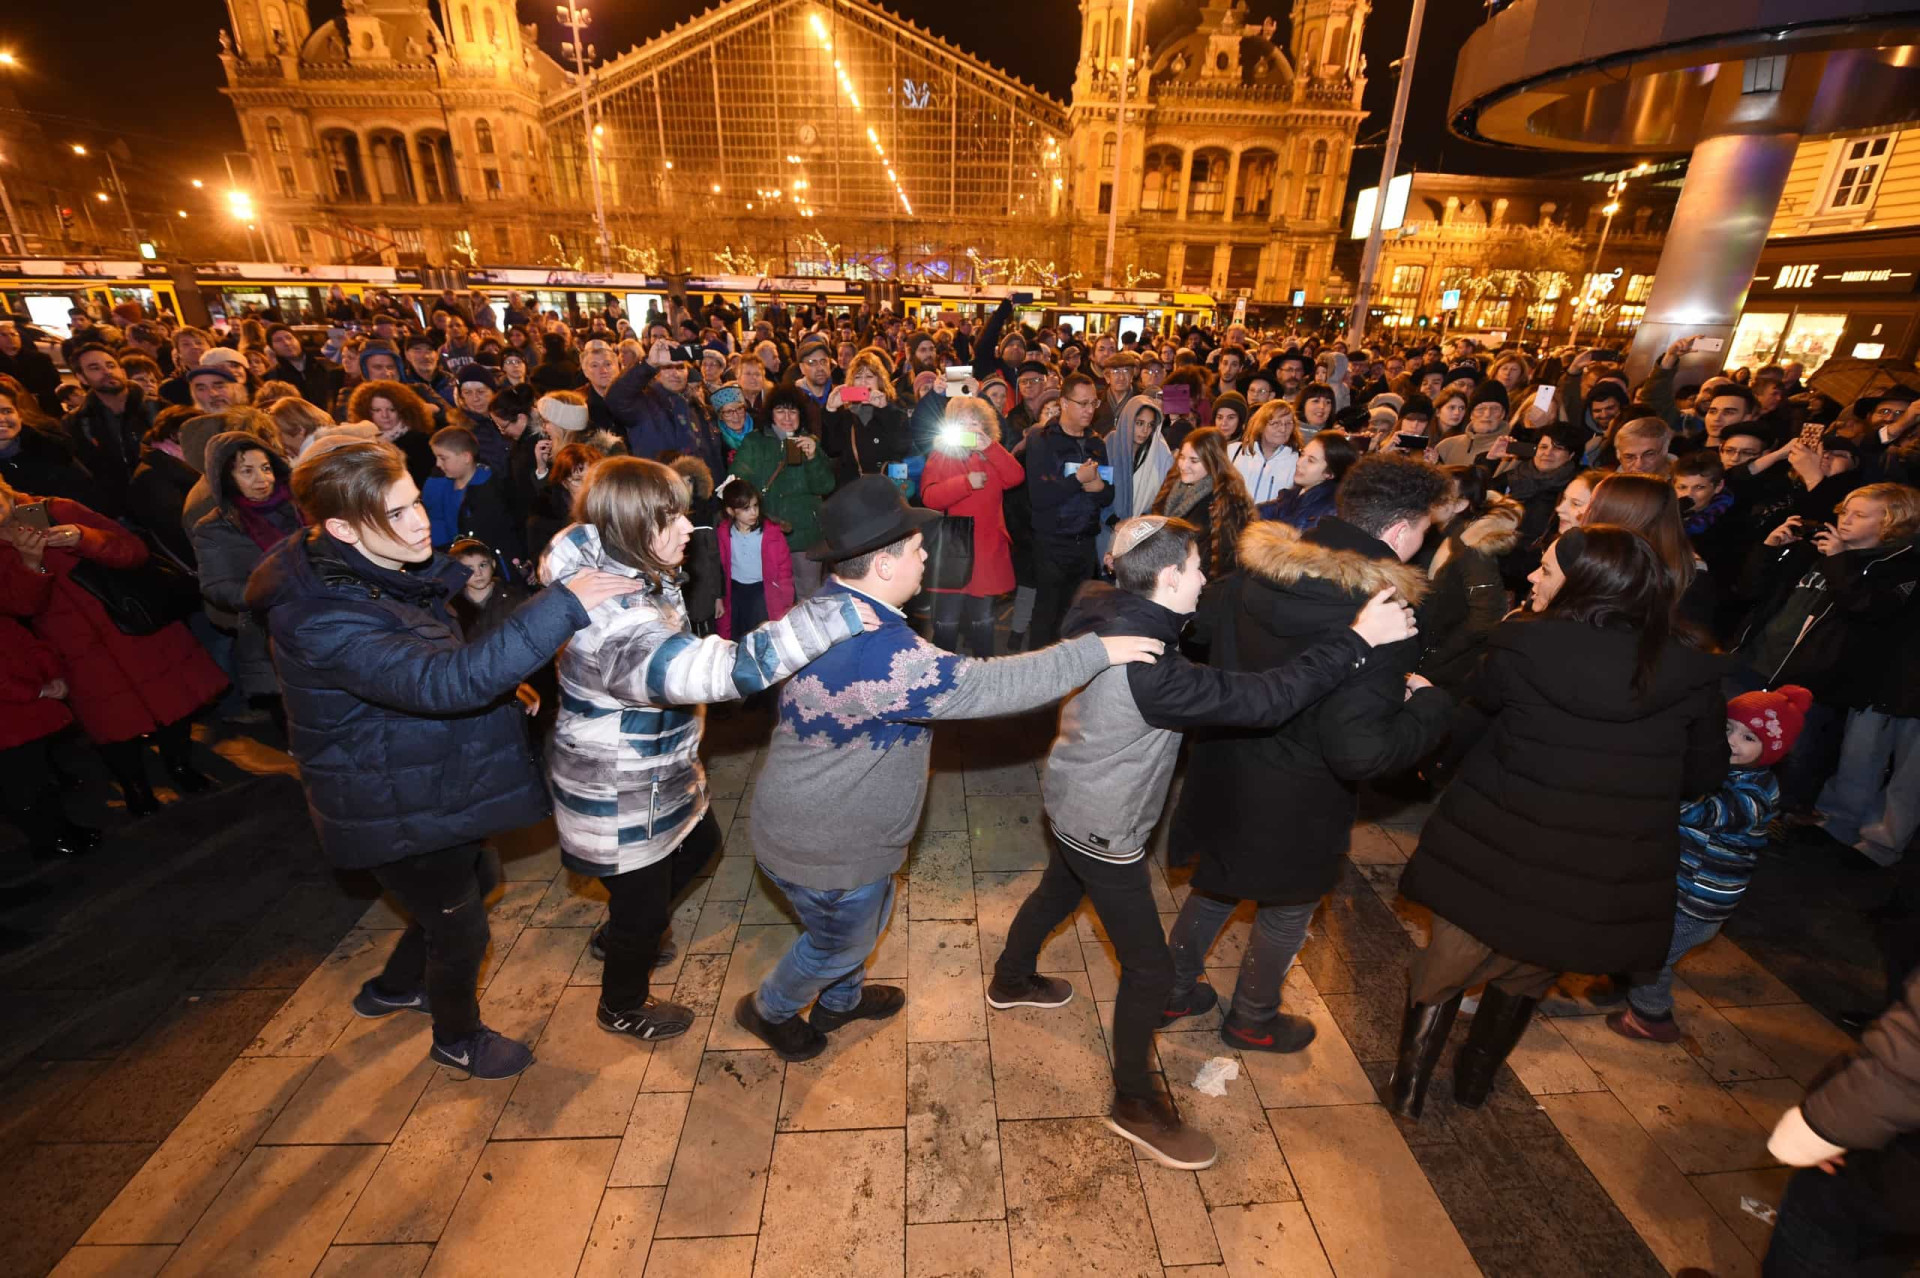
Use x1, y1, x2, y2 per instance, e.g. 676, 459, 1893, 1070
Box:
1141, 147, 1180, 213
476, 120, 495, 155
1389, 264, 1425, 296
484, 168, 502, 197
1190, 151, 1228, 215
1235, 151, 1276, 218
1624, 273, 1653, 303
1824, 134, 1892, 212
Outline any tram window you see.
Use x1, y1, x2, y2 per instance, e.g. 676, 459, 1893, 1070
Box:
24, 295, 75, 337
1117, 315, 1145, 343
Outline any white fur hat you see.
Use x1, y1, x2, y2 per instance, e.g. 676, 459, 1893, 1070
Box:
537, 394, 589, 433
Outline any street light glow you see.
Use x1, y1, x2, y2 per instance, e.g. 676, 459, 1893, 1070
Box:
71, 144, 87, 156
95, 192, 109, 202
191, 179, 204, 189
0, 52, 16, 67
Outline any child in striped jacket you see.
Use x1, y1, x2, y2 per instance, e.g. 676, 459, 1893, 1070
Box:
1608, 685, 1812, 1043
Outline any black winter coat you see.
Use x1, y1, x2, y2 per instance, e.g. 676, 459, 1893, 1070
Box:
191, 432, 303, 694
0, 424, 105, 511
246, 530, 588, 869
128, 447, 200, 566
0, 342, 64, 415
62, 389, 155, 516
1399, 618, 1728, 975
1418, 497, 1523, 692
1170, 518, 1454, 905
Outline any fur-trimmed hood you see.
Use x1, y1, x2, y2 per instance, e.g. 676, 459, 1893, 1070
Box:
1430, 493, 1525, 577
1237, 517, 1430, 608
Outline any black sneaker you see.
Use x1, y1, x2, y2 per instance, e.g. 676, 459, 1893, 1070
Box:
429, 1027, 534, 1080
598, 995, 695, 1042
351, 979, 431, 1019
1220, 1009, 1317, 1054
810, 984, 905, 1033
1162, 982, 1219, 1027
588, 924, 678, 968
986, 973, 1075, 1010
734, 993, 828, 1062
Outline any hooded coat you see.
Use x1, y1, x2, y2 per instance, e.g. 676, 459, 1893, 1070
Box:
190, 432, 303, 694
246, 529, 588, 870
1170, 519, 1454, 903
1417, 495, 1525, 691
1105, 393, 1174, 526
1399, 617, 1728, 974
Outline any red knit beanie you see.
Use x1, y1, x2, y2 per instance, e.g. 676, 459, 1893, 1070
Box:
1727, 685, 1813, 766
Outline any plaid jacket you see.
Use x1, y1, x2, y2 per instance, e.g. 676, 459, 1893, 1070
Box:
541, 523, 862, 876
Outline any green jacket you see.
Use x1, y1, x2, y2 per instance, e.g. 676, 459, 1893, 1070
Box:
730, 428, 836, 553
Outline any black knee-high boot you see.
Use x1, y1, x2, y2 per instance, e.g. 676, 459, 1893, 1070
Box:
97, 739, 160, 817
154, 718, 213, 794
1385, 993, 1462, 1120
1452, 986, 1539, 1109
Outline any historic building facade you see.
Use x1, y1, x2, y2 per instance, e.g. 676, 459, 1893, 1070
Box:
217, 0, 1366, 304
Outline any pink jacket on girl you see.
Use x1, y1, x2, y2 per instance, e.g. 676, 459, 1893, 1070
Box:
715, 519, 796, 639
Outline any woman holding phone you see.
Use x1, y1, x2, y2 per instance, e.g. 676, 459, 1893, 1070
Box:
728, 386, 836, 599
821, 351, 912, 490
921, 396, 1026, 656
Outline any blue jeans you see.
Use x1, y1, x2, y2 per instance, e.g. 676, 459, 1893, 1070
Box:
754, 870, 897, 1022
1626, 910, 1723, 1020
1167, 889, 1317, 1023
1819, 710, 1920, 866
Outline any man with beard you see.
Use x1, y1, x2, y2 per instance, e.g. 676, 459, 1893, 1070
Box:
266, 325, 345, 409
62, 344, 156, 515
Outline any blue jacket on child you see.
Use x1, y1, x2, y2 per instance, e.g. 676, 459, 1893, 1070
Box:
1675, 766, 1779, 922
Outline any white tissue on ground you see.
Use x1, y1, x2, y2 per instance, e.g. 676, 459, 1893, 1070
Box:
1192, 1056, 1241, 1096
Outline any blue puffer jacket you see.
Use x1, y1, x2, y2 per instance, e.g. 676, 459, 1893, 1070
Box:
245, 529, 589, 870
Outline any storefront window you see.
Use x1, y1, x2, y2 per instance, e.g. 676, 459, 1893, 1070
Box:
1780, 313, 1848, 370
1730, 312, 1789, 370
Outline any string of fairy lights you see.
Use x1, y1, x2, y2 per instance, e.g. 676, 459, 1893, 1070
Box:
808, 11, 914, 217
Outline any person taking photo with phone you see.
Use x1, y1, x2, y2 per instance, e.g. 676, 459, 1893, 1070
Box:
728, 385, 836, 599
921, 395, 1026, 656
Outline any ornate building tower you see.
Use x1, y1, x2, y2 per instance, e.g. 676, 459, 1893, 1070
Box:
218, 0, 562, 265
1066, 0, 1368, 307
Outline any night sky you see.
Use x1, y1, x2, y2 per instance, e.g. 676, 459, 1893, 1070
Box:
4, 0, 1548, 198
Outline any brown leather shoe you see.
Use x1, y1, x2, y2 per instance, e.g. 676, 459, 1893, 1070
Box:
1105, 1093, 1218, 1170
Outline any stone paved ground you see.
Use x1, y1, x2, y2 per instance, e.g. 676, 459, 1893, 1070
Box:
5, 707, 1889, 1278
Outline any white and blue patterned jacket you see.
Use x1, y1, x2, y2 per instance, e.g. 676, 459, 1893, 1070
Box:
540, 522, 862, 876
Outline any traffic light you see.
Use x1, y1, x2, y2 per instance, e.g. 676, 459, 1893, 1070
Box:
59, 206, 75, 235
1416, 315, 1430, 328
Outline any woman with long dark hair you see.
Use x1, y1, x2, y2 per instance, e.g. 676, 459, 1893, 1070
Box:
1583, 471, 1715, 634
1151, 426, 1257, 577
1258, 429, 1357, 531
1386, 525, 1727, 1118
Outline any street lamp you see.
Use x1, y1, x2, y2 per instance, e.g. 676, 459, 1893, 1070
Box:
227, 189, 264, 258
558, 3, 612, 272
0, 52, 24, 254
1572, 162, 1650, 343
1101, 0, 1151, 289
72, 142, 140, 251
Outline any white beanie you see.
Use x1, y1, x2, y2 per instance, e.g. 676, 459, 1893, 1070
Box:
538, 394, 589, 433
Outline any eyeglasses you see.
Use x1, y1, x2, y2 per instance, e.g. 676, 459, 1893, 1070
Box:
1063, 397, 1098, 409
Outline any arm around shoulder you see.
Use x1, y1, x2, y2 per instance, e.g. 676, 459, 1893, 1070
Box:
924, 631, 1109, 721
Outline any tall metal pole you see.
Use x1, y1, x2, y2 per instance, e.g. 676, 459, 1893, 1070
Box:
0, 173, 25, 255
103, 150, 139, 250
1572, 206, 1617, 345
1101, 0, 1139, 289
560, 3, 612, 272
1347, 0, 1426, 346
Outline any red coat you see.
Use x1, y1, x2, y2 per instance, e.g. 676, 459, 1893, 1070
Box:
0, 615, 73, 749
714, 519, 796, 639
920, 440, 1026, 597
1, 498, 226, 743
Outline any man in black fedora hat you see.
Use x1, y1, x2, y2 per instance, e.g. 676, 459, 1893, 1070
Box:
736, 475, 1167, 1060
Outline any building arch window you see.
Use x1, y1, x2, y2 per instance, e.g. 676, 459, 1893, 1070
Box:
476, 119, 495, 155
266, 118, 289, 154
1301, 185, 1321, 221
485, 7, 498, 43
1140, 146, 1181, 213
1100, 132, 1116, 170
1089, 20, 1104, 66
1328, 22, 1349, 65
1308, 140, 1328, 176
460, 5, 474, 41
1190, 149, 1229, 215
1235, 149, 1277, 218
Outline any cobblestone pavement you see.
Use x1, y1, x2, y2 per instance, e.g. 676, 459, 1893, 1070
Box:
5, 708, 1884, 1278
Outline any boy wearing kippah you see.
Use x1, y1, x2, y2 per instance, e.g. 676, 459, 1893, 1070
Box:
989, 515, 1418, 1169
1608, 685, 1812, 1042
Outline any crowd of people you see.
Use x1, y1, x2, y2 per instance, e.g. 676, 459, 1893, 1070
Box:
2, 289, 1918, 1274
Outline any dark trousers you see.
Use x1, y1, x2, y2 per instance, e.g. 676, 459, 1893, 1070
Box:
1030, 536, 1098, 649
371, 840, 500, 1044
729, 579, 769, 637
600, 812, 722, 1010
931, 591, 995, 658
1763, 1141, 1920, 1276
995, 830, 1172, 1101
1409, 914, 1560, 1006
